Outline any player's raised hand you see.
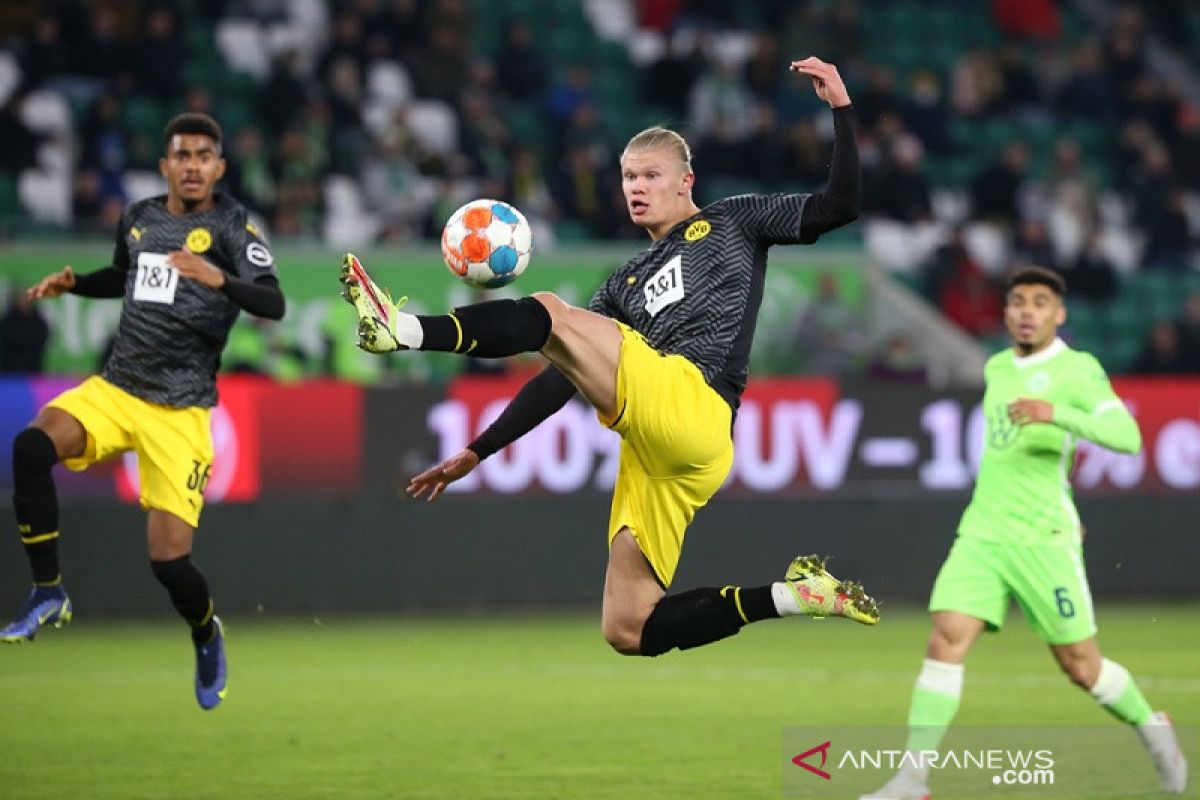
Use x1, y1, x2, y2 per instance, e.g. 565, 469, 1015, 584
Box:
408, 448, 481, 502
789, 57, 851, 108
27, 266, 76, 301
1008, 397, 1054, 425
169, 248, 227, 289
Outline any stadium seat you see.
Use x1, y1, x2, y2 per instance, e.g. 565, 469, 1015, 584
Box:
19, 90, 73, 138
18, 169, 71, 225
125, 170, 167, 203
406, 100, 459, 156
366, 61, 414, 110
0, 50, 20, 106
215, 20, 271, 80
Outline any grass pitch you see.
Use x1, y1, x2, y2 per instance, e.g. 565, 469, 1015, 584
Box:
1, 605, 1195, 799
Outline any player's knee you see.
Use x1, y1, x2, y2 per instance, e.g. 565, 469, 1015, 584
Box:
531, 291, 572, 330
601, 619, 642, 656
13, 427, 58, 475
926, 627, 968, 662
1058, 657, 1098, 689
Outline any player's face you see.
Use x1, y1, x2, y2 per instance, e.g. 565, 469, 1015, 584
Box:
621, 147, 694, 239
1005, 283, 1065, 354
160, 134, 225, 210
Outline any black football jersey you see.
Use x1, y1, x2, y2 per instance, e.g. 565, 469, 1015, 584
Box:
102, 193, 277, 407
587, 194, 814, 410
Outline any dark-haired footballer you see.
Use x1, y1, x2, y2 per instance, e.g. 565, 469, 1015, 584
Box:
340, 57, 880, 661
862, 267, 1187, 799
2, 113, 285, 711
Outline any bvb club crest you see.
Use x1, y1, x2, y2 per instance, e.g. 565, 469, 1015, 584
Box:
186, 227, 212, 253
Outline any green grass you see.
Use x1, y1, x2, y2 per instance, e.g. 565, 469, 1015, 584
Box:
1, 606, 1196, 799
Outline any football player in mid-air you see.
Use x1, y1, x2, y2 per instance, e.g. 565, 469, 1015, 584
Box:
2, 113, 285, 711
861, 267, 1187, 799
338, 57, 880, 660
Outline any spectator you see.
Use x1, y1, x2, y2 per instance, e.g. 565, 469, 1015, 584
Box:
134, 6, 184, 100
939, 259, 1003, 337
951, 49, 1004, 118
19, 15, 73, 91
970, 141, 1030, 225
867, 332, 928, 384
641, 30, 706, 120
790, 272, 866, 377
1130, 321, 1191, 374
0, 288, 50, 374
1061, 230, 1118, 304
1132, 145, 1192, 271
873, 134, 933, 223
408, 25, 469, 103
1172, 103, 1200, 188
75, 4, 133, 88
996, 43, 1044, 114
261, 52, 311, 136
224, 126, 277, 218
0, 93, 42, 177
1175, 291, 1200, 372
855, 66, 902, 132
902, 70, 955, 155
1056, 41, 1116, 121
318, 11, 367, 88
1012, 218, 1057, 270
496, 19, 548, 104
992, 0, 1060, 40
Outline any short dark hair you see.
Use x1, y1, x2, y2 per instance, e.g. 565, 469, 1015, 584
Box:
163, 113, 223, 152
1006, 265, 1065, 298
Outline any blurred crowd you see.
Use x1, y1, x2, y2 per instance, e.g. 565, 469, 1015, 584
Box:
1, 0, 1200, 378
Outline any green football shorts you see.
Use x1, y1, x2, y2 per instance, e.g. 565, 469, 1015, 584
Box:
929, 535, 1097, 645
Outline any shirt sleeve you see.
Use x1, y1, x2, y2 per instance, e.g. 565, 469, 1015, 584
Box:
228, 209, 279, 282
586, 274, 625, 322
71, 211, 131, 297
466, 365, 578, 460
1052, 354, 1142, 454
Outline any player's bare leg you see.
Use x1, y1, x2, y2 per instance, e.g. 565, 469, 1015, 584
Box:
1053, 637, 1188, 793
601, 529, 665, 654
0, 408, 85, 643
147, 509, 226, 710
529, 292, 622, 417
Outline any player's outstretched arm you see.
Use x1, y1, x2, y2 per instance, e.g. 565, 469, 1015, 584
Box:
1008, 397, 1142, 454
168, 249, 285, 320
408, 364, 577, 501
26, 266, 77, 300
790, 57, 860, 240
31, 264, 126, 300
789, 56, 851, 109
408, 449, 480, 502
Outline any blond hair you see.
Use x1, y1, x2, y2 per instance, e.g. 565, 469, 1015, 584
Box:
622, 126, 692, 171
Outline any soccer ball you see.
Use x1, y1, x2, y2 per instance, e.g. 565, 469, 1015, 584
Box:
440, 199, 533, 288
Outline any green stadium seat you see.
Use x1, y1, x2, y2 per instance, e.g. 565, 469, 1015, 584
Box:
121, 97, 169, 139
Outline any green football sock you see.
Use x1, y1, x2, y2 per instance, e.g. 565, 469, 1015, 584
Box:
1090, 658, 1153, 726
903, 659, 964, 767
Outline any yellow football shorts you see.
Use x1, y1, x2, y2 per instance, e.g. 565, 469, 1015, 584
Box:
48, 376, 213, 528
599, 323, 734, 587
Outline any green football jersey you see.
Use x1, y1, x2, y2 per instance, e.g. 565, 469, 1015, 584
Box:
958, 338, 1141, 545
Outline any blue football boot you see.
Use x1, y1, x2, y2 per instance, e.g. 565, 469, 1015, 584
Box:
0, 585, 73, 643
194, 616, 228, 710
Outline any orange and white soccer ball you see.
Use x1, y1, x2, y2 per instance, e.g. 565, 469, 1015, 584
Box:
440, 199, 533, 288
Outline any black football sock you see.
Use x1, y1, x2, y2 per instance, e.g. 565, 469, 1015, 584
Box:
12, 428, 62, 586
151, 556, 216, 644
638, 585, 779, 657
417, 296, 551, 357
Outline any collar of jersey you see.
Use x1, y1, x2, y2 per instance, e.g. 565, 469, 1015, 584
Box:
1011, 337, 1066, 368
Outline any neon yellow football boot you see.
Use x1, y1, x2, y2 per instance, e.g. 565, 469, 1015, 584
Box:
338, 253, 408, 353
784, 554, 880, 625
